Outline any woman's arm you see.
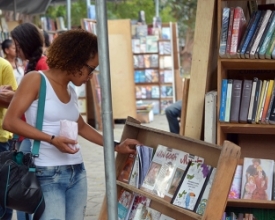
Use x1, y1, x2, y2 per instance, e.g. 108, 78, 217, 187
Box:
3, 71, 77, 154
78, 115, 138, 154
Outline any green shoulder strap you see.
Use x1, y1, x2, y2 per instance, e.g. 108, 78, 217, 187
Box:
31, 73, 46, 160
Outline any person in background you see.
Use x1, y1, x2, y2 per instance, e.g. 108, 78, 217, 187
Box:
42, 30, 51, 56
0, 57, 17, 220
3, 29, 139, 220
1, 39, 25, 85
165, 100, 182, 134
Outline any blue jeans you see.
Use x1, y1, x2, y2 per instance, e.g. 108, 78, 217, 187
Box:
0, 141, 13, 220
36, 163, 87, 220
165, 100, 182, 134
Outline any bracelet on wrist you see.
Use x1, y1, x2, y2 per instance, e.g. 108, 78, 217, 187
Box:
50, 135, 55, 145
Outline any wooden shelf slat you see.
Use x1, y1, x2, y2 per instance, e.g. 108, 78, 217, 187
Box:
220, 59, 275, 70
227, 199, 275, 209
219, 123, 275, 134
117, 181, 202, 220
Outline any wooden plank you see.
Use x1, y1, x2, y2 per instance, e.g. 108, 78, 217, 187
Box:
179, 78, 190, 136
203, 141, 240, 220
184, 0, 217, 139
107, 19, 136, 120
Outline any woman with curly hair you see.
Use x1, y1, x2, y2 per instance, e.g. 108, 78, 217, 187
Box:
3, 29, 138, 219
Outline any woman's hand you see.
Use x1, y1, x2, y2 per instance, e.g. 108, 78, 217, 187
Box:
51, 136, 79, 154
115, 138, 140, 154
0, 89, 15, 103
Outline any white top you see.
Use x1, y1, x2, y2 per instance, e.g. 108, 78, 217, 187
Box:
13, 66, 24, 85
25, 71, 83, 166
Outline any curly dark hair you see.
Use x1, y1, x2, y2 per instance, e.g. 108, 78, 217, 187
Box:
11, 22, 44, 73
47, 29, 98, 76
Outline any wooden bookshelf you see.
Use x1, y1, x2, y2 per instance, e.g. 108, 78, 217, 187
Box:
217, 0, 275, 214
98, 117, 240, 220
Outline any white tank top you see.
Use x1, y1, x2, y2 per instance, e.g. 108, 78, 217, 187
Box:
25, 71, 83, 166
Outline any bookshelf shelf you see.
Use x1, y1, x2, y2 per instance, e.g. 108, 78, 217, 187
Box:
99, 117, 240, 220
220, 59, 275, 70
220, 123, 275, 134
227, 199, 275, 209
116, 181, 202, 220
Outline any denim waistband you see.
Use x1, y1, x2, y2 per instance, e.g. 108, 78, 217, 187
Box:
36, 163, 84, 170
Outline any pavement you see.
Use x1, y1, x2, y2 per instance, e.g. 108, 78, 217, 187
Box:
12, 114, 170, 220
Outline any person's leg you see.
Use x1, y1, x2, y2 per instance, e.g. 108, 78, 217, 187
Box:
66, 163, 87, 220
0, 142, 13, 220
16, 211, 31, 220
165, 101, 182, 134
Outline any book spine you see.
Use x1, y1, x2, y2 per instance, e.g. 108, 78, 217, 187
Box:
224, 79, 233, 122
268, 90, 275, 124
230, 80, 243, 123
265, 27, 275, 59
247, 78, 258, 123
244, 11, 265, 59
266, 81, 275, 123
257, 80, 269, 123
250, 10, 272, 59
259, 12, 275, 59
219, 79, 228, 122
230, 7, 246, 58
226, 8, 235, 58
261, 80, 274, 124
251, 80, 262, 123
237, 11, 256, 58
219, 8, 230, 58
239, 80, 253, 123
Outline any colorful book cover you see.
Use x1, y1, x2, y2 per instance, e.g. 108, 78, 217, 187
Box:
228, 165, 243, 199
146, 35, 159, 53
219, 79, 228, 122
219, 7, 230, 58
129, 154, 140, 188
241, 157, 274, 200
171, 162, 212, 211
117, 153, 136, 183
132, 204, 161, 220
195, 168, 217, 215
118, 189, 136, 220
128, 194, 151, 220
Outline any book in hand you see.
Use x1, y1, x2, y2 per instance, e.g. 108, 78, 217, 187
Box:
128, 194, 151, 220
241, 157, 274, 200
136, 145, 154, 188
171, 162, 212, 211
117, 189, 136, 220
195, 168, 217, 215
132, 203, 161, 220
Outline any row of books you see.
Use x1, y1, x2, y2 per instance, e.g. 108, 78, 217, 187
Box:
219, 78, 275, 124
132, 38, 172, 55
219, 7, 275, 59
40, 16, 66, 32
222, 212, 257, 220
134, 55, 173, 69
135, 85, 173, 99
82, 19, 97, 35
229, 158, 275, 201
118, 191, 175, 220
134, 70, 173, 84
131, 23, 171, 40
118, 144, 216, 216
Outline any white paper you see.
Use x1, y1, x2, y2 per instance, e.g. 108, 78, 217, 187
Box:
59, 120, 80, 150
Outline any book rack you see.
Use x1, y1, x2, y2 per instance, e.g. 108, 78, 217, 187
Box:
99, 117, 240, 220
217, 0, 275, 213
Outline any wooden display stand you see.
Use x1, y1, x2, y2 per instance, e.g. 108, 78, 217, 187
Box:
81, 19, 136, 127
217, 0, 275, 212
99, 117, 241, 220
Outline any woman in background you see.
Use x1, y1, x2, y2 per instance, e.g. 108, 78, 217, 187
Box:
1, 39, 25, 85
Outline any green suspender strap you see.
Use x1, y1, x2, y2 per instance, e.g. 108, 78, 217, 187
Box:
29, 73, 46, 172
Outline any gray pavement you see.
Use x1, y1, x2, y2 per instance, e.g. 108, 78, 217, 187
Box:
12, 114, 170, 220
